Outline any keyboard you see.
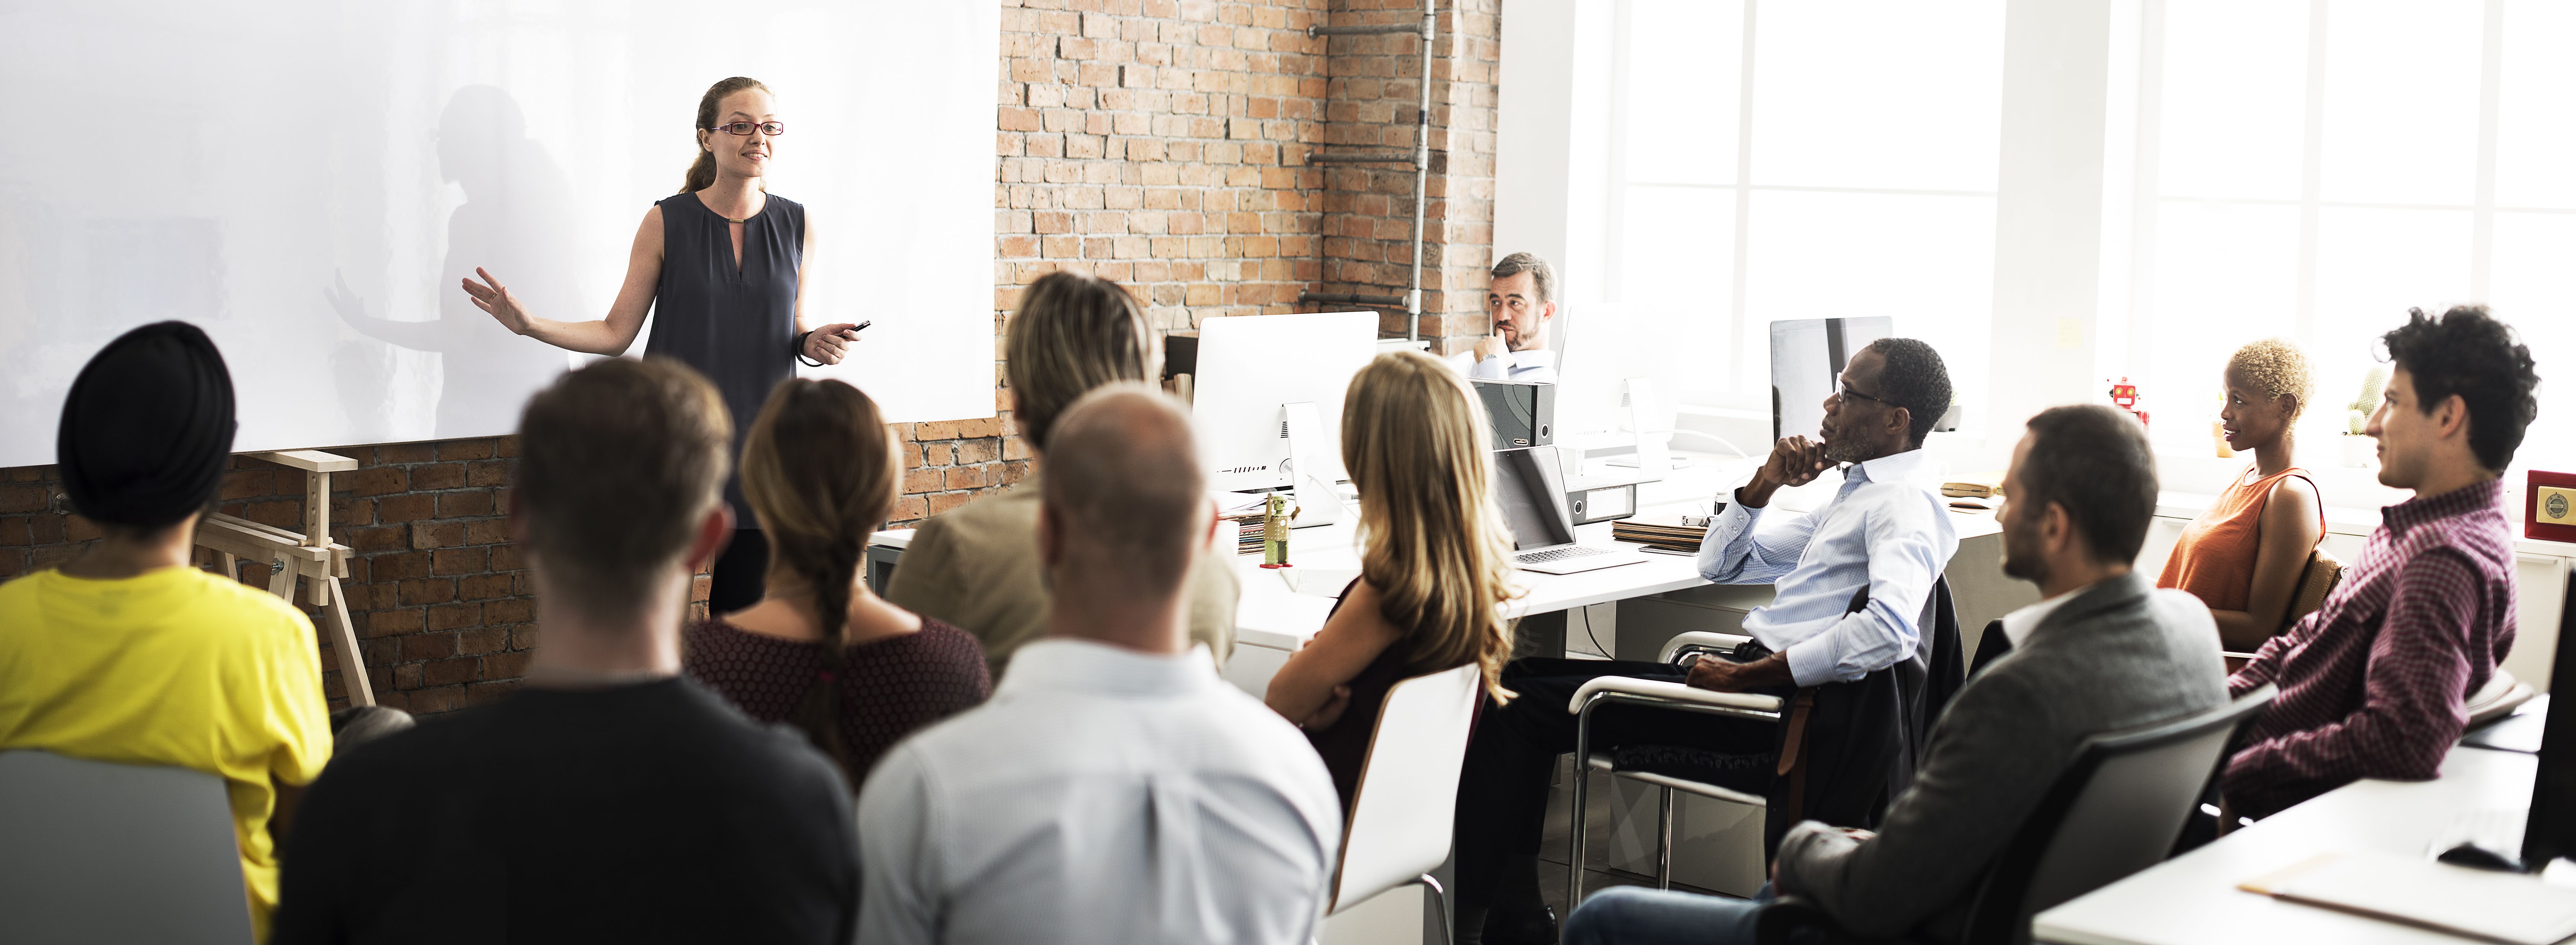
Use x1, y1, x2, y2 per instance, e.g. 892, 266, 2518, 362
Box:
1517, 545, 1608, 564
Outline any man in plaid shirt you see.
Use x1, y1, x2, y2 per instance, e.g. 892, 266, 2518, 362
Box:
2222, 306, 2541, 819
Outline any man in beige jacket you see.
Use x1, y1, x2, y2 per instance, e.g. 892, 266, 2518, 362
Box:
888, 271, 1238, 680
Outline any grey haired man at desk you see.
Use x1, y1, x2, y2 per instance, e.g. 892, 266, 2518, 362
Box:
1447, 337, 1956, 944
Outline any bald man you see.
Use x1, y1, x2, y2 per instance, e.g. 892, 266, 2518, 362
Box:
856, 385, 1341, 945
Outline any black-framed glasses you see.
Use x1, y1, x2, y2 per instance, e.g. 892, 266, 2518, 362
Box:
710, 121, 786, 136
1835, 379, 1895, 408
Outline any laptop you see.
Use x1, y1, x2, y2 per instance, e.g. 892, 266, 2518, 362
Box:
1494, 446, 1649, 575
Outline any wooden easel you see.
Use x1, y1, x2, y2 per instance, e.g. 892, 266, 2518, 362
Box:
194, 450, 373, 707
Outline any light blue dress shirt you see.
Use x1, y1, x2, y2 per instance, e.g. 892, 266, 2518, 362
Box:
855, 639, 1342, 945
1695, 449, 1959, 688
1444, 347, 1559, 383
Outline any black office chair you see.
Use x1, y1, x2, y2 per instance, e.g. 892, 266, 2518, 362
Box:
1752, 684, 2279, 945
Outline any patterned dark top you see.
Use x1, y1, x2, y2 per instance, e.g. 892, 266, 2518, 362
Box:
2222, 478, 2518, 818
684, 616, 992, 787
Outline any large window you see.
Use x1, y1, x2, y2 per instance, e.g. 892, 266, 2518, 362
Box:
2126, 0, 2576, 475
1583, 0, 2005, 422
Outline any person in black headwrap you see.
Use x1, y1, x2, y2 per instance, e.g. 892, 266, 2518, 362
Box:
56, 320, 239, 532
3, 321, 358, 940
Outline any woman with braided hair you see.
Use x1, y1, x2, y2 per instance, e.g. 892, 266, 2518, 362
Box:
684, 378, 988, 787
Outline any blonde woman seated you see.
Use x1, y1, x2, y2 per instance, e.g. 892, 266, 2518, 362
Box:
686, 378, 991, 788
2157, 338, 2325, 651
1264, 350, 1518, 810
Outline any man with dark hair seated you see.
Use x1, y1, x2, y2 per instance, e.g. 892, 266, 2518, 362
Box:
1561, 405, 2227, 944
273, 358, 860, 944
1452, 338, 1961, 943
0, 322, 355, 943
2222, 306, 2539, 819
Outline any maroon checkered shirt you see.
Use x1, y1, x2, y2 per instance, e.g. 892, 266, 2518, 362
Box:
2222, 478, 2518, 819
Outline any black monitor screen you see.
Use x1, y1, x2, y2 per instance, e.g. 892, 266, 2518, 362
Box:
2524, 572, 2576, 868
1493, 446, 1574, 551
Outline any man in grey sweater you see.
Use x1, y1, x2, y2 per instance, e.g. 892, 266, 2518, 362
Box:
1563, 404, 2228, 945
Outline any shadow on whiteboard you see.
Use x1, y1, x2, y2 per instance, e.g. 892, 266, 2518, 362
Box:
328, 85, 579, 441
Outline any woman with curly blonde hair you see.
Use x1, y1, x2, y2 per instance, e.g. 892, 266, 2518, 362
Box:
1265, 349, 1519, 811
2159, 337, 2325, 650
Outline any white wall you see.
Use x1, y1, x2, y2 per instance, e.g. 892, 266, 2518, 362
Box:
0, 0, 996, 468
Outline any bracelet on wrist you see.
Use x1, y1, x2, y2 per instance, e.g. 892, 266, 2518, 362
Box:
793, 330, 824, 368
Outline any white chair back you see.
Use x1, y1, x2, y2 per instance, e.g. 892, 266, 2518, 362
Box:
0, 750, 254, 944
1330, 662, 1484, 914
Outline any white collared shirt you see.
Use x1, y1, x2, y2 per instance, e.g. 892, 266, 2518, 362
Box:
1696, 449, 1959, 687
1444, 347, 1559, 383
855, 638, 1342, 945
1998, 586, 2082, 650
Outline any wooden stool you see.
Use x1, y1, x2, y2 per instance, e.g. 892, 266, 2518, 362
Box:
194, 450, 373, 706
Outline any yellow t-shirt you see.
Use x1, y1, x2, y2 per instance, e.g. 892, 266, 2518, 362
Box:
0, 565, 333, 941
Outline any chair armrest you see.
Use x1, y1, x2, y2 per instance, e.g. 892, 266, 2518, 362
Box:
1659, 631, 1754, 663
1567, 676, 1785, 716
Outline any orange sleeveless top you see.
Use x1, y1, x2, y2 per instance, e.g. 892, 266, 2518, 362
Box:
2156, 466, 2320, 613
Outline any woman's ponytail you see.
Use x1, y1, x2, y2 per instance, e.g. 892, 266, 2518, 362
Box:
738, 378, 904, 788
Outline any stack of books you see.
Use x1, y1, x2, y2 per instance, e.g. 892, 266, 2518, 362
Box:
1942, 472, 2005, 499
1226, 513, 1264, 555
1612, 512, 1717, 553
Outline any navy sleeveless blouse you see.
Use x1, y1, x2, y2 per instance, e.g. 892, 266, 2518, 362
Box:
647, 192, 804, 519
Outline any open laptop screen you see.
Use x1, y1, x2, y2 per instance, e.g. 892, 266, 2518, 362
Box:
1494, 446, 1576, 551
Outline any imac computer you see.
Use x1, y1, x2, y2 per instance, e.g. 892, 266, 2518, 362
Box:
1190, 311, 1379, 502
1769, 317, 1894, 441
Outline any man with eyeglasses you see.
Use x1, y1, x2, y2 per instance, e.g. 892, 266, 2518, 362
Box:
1449, 338, 1959, 945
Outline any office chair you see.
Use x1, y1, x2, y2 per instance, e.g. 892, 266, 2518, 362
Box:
1752, 684, 2280, 945
1325, 662, 1486, 945
0, 750, 255, 944
2222, 549, 2343, 674
1564, 578, 1960, 899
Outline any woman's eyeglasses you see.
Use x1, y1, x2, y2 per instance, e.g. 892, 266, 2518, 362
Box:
710, 121, 786, 136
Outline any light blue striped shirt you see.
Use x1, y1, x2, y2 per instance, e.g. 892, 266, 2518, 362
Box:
1695, 449, 1959, 688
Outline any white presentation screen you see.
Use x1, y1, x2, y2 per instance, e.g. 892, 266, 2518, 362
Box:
0, 0, 997, 469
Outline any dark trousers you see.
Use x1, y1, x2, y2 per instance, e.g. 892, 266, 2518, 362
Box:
708, 529, 769, 616
1453, 657, 1781, 904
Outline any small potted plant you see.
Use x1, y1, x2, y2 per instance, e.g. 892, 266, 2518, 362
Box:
2342, 364, 2387, 467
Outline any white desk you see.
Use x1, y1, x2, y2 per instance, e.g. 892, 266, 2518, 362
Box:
1220, 451, 2010, 699
2034, 746, 2542, 945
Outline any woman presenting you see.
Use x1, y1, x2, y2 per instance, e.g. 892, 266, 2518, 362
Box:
463, 76, 860, 613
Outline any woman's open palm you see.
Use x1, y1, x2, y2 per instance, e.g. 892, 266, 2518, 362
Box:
461, 267, 534, 335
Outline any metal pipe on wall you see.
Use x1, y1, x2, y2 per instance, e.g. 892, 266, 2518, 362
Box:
1298, 0, 1438, 343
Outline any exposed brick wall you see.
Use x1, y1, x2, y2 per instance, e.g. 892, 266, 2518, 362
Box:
0, 0, 1504, 714
1310, 0, 1500, 354
0, 444, 527, 714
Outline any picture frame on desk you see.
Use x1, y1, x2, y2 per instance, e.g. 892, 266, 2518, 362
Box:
2528, 470, 2576, 542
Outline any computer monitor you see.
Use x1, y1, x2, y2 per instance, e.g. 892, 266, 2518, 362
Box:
2521, 572, 2576, 869
1190, 311, 1379, 494
1769, 317, 1894, 441
1492, 446, 1577, 551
